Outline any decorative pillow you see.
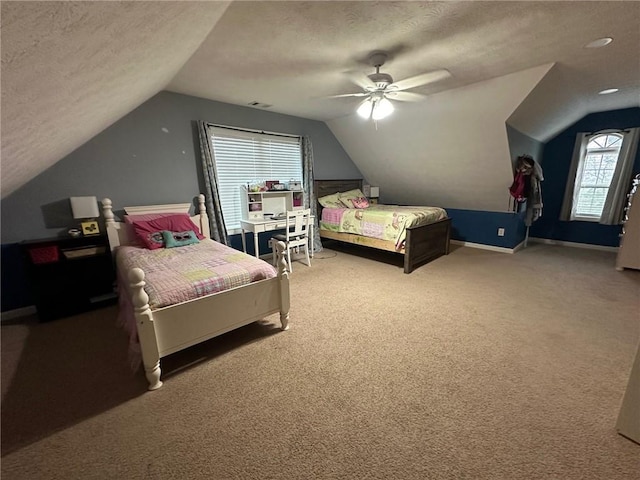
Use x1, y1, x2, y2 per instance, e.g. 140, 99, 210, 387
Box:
132, 225, 165, 250
162, 230, 200, 248
339, 189, 367, 208
131, 214, 205, 249
349, 196, 370, 209
124, 214, 177, 247
318, 193, 346, 208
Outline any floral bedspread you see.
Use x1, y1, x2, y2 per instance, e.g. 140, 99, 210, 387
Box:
116, 239, 277, 310
320, 204, 448, 248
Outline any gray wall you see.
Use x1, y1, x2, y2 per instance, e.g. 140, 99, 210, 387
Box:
506, 124, 545, 170
1, 91, 361, 244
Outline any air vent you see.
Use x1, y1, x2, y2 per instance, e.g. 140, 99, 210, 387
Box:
247, 101, 272, 109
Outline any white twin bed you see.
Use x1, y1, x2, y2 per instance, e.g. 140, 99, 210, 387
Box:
102, 194, 290, 390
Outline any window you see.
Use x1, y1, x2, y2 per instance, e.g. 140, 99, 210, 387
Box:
210, 127, 302, 232
571, 133, 623, 221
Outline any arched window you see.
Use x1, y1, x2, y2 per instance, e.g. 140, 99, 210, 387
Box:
572, 133, 623, 220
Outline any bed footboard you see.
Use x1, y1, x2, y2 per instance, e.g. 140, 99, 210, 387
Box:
404, 218, 451, 274
128, 242, 290, 391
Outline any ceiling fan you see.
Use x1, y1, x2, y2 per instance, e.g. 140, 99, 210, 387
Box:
330, 51, 451, 120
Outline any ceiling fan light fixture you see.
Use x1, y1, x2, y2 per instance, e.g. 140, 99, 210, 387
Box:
356, 95, 394, 120
372, 97, 394, 120
357, 98, 374, 119
346, 50, 445, 121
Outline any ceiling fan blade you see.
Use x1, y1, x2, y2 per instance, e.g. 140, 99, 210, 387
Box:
389, 69, 451, 91
326, 92, 369, 99
345, 71, 377, 91
386, 91, 427, 102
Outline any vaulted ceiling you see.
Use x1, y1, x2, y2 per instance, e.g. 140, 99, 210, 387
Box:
2, 1, 639, 199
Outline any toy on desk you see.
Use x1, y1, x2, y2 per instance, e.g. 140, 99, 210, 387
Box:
248, 182, 267, 192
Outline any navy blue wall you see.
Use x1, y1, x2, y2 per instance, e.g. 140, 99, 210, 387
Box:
447, 209, 526, 249
530, 107, 640, 246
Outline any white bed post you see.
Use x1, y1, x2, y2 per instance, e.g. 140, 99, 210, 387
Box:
129, 267, 163, 390
197, 193, 210, 238
102, 198, 120, 252
275, 241, 290, 330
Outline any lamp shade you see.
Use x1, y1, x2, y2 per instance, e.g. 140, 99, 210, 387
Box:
369, 186, 380, 198
70, 196, 99, 219
357, 98, 374, 119
356, 95, 394, 120
372, 98, 394, 120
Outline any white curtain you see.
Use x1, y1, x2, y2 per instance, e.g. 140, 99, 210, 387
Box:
559, 132, 588, 221
600, 127, 640, 225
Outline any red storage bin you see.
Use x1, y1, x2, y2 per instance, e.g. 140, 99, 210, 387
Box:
28, 245, 59, 264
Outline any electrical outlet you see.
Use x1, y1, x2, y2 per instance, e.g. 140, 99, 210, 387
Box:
497, 228, 505, 237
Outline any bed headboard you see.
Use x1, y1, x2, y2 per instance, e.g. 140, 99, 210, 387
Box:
102, 194, 210, 251
314, 179, 364, 200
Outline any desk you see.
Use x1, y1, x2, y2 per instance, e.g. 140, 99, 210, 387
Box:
240, 217, 315, 258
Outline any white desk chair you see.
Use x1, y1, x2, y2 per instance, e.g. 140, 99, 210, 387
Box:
270, 209, 311, 272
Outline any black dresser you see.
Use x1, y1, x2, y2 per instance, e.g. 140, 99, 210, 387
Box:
21, 234, 117, 321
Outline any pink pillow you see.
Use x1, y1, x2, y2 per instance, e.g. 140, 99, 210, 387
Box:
125, 214, 177, 247
350, 196, 370, 209
124, 213, 176, 224
130, 214, 205, 249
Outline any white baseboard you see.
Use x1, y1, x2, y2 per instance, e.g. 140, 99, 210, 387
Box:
528, 237, 619, 252
1, 305, 36, 322
450, 240, 520, 254
512, 240, 528, 253
451, 238, 618, 254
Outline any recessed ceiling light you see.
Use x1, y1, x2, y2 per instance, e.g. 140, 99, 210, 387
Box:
585, 37, 613, 48
598, 88, 619, 95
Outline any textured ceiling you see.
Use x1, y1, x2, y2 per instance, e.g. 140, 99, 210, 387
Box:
2, 1, 639, 199
1, 1, 230, 197
169, 1, 640, 124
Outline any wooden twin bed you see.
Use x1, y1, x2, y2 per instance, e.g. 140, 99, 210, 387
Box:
103, 194, 290, 390
315, 179, 451, 273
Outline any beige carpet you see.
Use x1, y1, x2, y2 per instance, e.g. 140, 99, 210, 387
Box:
2, 243, 639, 479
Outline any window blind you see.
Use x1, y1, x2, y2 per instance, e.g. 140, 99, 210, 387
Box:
210, 127, 302, 231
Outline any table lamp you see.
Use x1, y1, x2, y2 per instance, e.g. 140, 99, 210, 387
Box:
70, 196, 100, 236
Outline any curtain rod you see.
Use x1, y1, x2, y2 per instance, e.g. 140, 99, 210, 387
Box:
206, 123, 300, 139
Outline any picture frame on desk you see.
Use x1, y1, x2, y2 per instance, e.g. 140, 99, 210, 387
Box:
81, 220, 100, 236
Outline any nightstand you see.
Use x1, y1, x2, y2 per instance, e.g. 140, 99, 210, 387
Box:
21, 234, 117, 321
